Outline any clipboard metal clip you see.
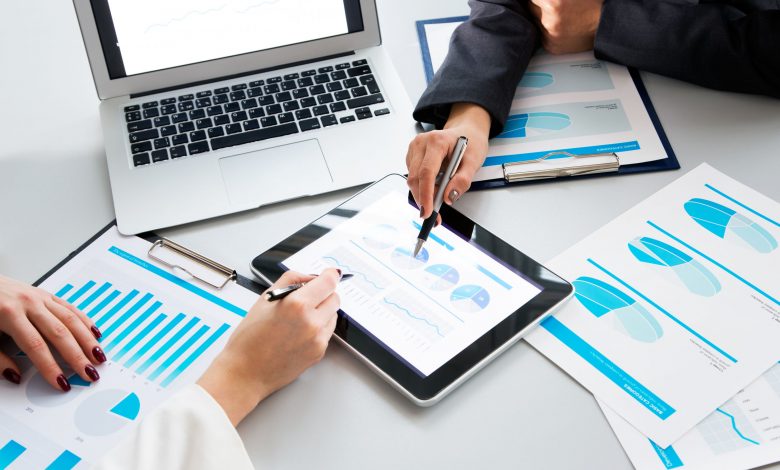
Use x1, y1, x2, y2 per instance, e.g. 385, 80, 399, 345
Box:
148, 238, 237, 290
502, 151, 620, 182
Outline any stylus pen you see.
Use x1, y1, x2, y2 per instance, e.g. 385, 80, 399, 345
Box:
265, 274, 353, 302
414, 136, 469, 257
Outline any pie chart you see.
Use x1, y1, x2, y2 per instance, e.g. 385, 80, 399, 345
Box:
684, 198, 777, 253
451, 285, 490, 313
363, 224, 398, 250
422, 264, 460, 291
74, 390, 141, 436
496, 112, 571, 139
519, 72, 554, 89
391, 246, 429, 269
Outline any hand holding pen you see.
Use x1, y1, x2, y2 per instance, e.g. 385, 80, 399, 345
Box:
266, 271, 352, 301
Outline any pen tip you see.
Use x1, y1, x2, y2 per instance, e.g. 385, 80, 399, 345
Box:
413, 239, 424, 258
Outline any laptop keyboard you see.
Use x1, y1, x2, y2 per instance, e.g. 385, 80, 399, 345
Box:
124, 59, 390, 167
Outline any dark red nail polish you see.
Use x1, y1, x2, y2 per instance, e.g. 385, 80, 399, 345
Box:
93, 346, 107, 364
91, 326, 102, 339
85, 365, 100, 382
2, 368, 21, 384
56, 374, 71, 392
335, 268, 342, 277
420, 206, 425, 217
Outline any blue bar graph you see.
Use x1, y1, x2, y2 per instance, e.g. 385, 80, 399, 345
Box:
66, 281, 96, 304
137, 317, 200, 374
0, 440, 26, 468
77, 282, 112, 310
46, 450, 81, 470
125, 313, 185, 368
95, 290, 139, 328
104, 301, 162, 353
161, 323, 230, 387
54, 284, 73, 298
113, 313, 167, 362
87, 289, 121, 318
101, 293, 153, 338
149, 325, 210, 381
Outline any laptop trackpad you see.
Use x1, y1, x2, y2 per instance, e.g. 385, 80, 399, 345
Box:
219, 139, 333, 207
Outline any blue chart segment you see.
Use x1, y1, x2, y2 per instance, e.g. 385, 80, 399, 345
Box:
422, 264, 460, 291
628, 237, 721, 297
684, 198, 777, 254
0, 440, 26, 468
698, 403, 760, 454
110, 393, 141, 421
573, 276, 663, 343
391, 246, 429, 269
74, 390, 140, 436
451, 285, 490, 313
54, 279, 231, 388
497, 112, 571, 139
519, 72, 554, 89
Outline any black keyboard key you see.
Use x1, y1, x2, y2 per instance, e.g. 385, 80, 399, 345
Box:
231, 111, 248, 122
348, 65, 371, 77
292, 88, 309, 99
275, 91, 293, 102
317, 93, 334, 104
231, 83, 247, 91
124, 105, 140, 112
153, 137, 170, 149
178, 94, 194, 101
224, 102, 241, 112
329, 102, 347, 113
347, 93, 385, 109
161, 104, 177, 115
359, 74, 376, 85
178, 101, 194, 112
314, 74, 330, 84
125, 111, 142, 122
196, 90, 213, 98
249, 80, 264, 87
267, 76, 282, 84
299, 118, 321, 131
214, 87, 230, 94
258, 96, 275, 106
310, 85, 326, 95
351, 86, 368, 98
326, 82, 343, 92
189, 109, 206, 120
367, 82, 380, 94
161, 98, 176, 105
301, 69, 316, 77
133, 152, 150, 166
172, 113, 188, 123
170, 146, 187, 158
214, 115, 230, 126
189, 130, 207, 141
247, 87, 263, 98
242, 98, 259, 109
284, 73, 299, 80
297, 77, 314, 88
230, 91, 246, 101
196, 118, 213, 129
248, 107, 265, 119
131, 141, 153, 153
283, 101, 300, 112
318, 66, 334, 74
321, 114, 338, 127
340, 115, 356, 124
142, 101, 158, 109
331, 70, 347, 81
188, 141, 210, 154
295, 109, 312, 120
313, 105, 329, 116
208, 127, 225, 138
213, 94, 229, 104
266, 104, 283, 115
243, 119, 260, 131
343, 78, 360, 88
160, 125, 177, 137
260, 116, 277, 127
129, 129, 159, 143
334, 90, 351, 101
264, 84, 280, 94
335, 62, 350, 70
352, 59, 368, 66
374, 108, 391, 116
278, 112, 294, 123
226, 123, 242, 134
178, 122, 195, 133
127, 119, 152, 132
172, 134, 189, 145
281, 80, 297, 91
152, 149, 169, 162
356, 107, 372, 120
300, 97, 316, 108
207, 105, 224, 116
210, 122, 299, 150
196, 97, 212, 108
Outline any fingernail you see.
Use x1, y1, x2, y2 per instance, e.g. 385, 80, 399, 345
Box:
85, 365, 100, 382
2, 368, 21, 385
335, 268, 343, 279
449, 189, 460, 203
93, 346, 107, 364
56, 374, 71, 392
420, 205, 425, 217
91, 326, 102, 339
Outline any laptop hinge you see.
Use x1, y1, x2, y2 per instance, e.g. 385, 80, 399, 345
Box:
130, 51, 355, 99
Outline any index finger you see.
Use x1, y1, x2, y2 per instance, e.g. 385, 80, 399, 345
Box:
417, 139, 453, 218
290, 268, 341, 306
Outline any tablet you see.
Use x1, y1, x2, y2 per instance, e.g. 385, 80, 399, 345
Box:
251, 174, 572, 405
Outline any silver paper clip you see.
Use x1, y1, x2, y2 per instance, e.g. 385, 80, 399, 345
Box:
148, 238, 237, 290
502, 151, 620, 182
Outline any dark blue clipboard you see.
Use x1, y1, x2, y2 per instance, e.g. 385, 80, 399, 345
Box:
415, 16, 680, 190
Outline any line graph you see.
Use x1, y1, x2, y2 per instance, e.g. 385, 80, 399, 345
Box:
319, 247, 391, 296
144, 0, 284, 33
382, 291, 454, 342
697, 401, 760, 454
383, 297, 445, 338
715, 409, 760, 445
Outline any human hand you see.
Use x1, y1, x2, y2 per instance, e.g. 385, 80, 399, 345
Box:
528, 0, 604, 54
406, 103, 491, 220
197, 269, 341, 426
0, 275, 105, 391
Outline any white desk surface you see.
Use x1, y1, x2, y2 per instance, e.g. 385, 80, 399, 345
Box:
2, 1, 780, 469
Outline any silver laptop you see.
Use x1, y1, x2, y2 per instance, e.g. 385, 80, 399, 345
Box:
73, 0, 415, 235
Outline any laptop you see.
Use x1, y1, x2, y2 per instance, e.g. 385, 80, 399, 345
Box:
73, 0, 416, 235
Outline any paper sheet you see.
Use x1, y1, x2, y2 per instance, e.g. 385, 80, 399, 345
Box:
524, 164, 780, 447
0, 228, 256, 468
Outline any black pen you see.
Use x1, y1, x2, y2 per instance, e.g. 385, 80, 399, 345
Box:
265, 274, 353, 302
414, 136, 468, 257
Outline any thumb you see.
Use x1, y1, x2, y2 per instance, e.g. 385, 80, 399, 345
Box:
0, 351, 21, 385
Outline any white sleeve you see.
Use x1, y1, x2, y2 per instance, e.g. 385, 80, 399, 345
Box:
95, 384, 254, 470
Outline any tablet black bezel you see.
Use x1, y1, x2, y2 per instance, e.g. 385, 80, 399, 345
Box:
252, 175, 572, 401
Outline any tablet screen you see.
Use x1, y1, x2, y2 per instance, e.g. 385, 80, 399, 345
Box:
282, 190, 543, 377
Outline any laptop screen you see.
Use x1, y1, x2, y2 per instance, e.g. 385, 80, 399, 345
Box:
91, 0, 365, 79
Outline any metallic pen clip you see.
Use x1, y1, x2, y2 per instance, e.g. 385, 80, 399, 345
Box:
148, 238, 237, 290
502, 152, 619, 182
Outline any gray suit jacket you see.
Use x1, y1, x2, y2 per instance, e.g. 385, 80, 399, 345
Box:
413, 0, 780, 137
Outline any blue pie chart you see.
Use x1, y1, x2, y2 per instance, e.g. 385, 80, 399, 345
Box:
451, 285, 490, 313
496, 112, 571, 139
423, 264, 460, 291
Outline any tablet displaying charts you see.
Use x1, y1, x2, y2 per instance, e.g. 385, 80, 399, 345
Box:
252, 174, 572, 405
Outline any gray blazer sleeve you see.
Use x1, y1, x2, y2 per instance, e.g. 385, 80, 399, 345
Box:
595, 0, 780, 98
413, 0, 539, 138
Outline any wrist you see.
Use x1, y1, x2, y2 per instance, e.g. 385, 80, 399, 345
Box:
444, 103, 491, 136
197, 353, 271, 426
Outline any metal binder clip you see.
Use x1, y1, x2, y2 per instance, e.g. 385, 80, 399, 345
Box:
148, 238, 237, 290
502, 151, 620, 182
